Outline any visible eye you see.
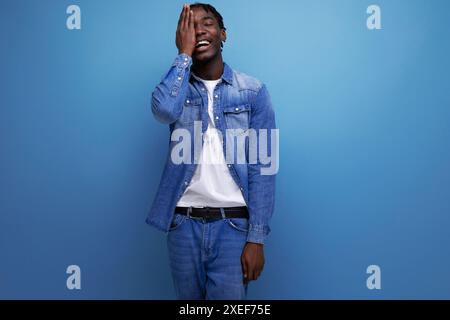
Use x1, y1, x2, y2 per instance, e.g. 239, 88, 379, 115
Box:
204, 22, 213, 27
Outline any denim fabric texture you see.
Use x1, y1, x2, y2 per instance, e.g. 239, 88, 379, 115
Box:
146, 54, 277, 244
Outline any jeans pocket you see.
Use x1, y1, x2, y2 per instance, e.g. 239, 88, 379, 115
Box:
226, 217, 249, 233
168, 213, 187, 232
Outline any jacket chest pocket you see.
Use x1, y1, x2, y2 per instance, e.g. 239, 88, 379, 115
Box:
223, 104, 250, 130
179, 98, 201, 124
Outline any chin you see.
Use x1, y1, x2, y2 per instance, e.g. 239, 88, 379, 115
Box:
193, 49, 220, 63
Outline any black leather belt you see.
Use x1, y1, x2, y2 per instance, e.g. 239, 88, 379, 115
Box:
175, 206, 249, 220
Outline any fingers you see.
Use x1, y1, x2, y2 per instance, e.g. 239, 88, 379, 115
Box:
243, 259, 256, 282
242, 258, 248, 284
248, 267, 255, 282
180, 5, 186, 29
241, 248, 248, 284
182, 5, 189, 30
245, 262, 264, 282
256, 259, 264, 279
177, 4, 185, 29
255, 266, 263, 280
178, 4, 189, 30
188, 9, 194, 30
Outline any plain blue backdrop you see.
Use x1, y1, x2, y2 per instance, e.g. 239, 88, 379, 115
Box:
1, 0, 449, 299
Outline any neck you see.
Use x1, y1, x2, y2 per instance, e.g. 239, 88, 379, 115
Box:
192, 54, 224, 80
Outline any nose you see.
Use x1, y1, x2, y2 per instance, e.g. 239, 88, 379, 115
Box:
195, 26, 206, 38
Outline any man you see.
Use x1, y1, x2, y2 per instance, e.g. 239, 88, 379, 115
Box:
146, 3, 277, 300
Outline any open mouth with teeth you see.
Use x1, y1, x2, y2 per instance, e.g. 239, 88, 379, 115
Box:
195, 40, 212, 51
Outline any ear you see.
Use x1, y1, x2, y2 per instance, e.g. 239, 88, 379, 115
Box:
220, 29, 227, 43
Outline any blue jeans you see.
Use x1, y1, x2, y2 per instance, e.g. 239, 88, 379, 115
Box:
167, 211, 249, 300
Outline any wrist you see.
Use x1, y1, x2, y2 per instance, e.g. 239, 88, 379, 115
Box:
246, 241, 264, 247
178, 49, 193, 57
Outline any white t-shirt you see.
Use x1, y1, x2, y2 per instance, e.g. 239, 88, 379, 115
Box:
176, 74, 246, 208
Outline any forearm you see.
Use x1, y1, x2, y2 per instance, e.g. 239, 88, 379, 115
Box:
151, 53, 192, 124
246, 84, 278, 244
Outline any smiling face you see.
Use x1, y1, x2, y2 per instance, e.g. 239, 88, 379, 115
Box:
191, 6, 226, 63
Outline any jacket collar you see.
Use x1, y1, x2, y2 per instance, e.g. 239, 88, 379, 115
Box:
221, 62, 233, 85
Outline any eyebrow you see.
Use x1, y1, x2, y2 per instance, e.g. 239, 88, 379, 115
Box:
200, 16, 214, 22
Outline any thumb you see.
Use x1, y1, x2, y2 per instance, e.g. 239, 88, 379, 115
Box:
241, 257, 248, 279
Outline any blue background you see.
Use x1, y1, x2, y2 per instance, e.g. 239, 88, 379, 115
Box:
1, 0, 449, 299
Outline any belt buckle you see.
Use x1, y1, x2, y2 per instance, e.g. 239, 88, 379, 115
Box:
204, 206, 211, 220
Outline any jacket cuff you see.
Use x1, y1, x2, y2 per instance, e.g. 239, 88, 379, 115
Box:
170, 54, 192, 97
246, 224, 270, 244
173, 53, 192, 68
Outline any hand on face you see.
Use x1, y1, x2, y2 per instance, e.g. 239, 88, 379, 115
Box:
176, 4, 196, 57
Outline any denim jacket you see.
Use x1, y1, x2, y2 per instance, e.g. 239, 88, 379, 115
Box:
146, 53, 277, 244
